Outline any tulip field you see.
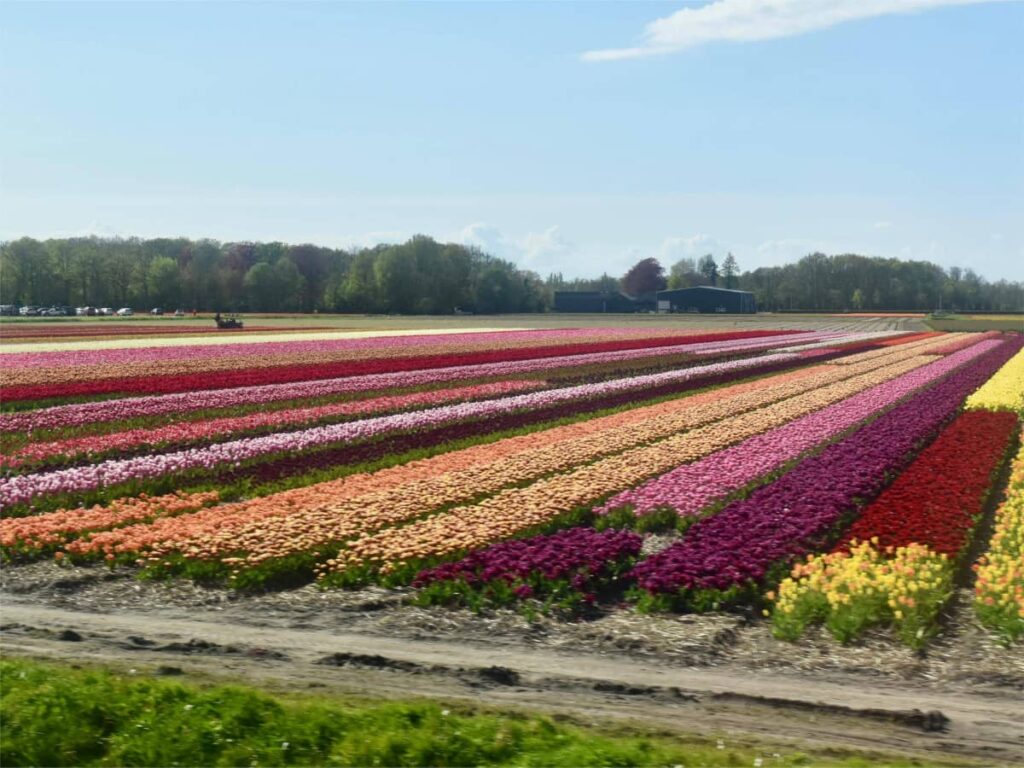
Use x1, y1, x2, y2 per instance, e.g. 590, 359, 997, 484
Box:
2, 321, 1022, 649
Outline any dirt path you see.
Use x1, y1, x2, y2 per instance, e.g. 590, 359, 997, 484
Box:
2, 600, 1020, 765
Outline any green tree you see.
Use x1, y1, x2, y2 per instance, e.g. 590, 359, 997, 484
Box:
721, 253, 739, 289
147, 257, 182, 310
697, 254, 718, 286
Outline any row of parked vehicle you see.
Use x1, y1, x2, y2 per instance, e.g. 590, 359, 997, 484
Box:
0, 305, 187, 317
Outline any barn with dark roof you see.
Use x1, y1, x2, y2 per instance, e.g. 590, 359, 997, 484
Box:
656, 286, 756, 314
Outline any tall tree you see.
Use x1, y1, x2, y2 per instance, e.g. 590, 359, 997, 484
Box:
721, 253, 739, 289
620, 257, 666, 296
697, 254, 718, 286
667, 257, 701, 289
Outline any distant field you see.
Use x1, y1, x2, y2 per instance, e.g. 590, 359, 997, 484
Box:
926, 315, 1024, 333
0, 311, 926, 334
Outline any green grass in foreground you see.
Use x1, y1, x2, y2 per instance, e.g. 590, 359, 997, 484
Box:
0, 659, 949, 767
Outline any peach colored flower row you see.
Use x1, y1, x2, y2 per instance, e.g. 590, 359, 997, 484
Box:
323, 353, 943, 578
4, 380, 543, 468
0, 491, 219, 554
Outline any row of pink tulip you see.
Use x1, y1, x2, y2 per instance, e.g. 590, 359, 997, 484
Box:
0, 352, 804, 506
598, 337, 1000, 518
2, 380, 544, 468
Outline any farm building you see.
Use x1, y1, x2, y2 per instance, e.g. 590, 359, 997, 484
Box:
553, 291, 653, 313
656, 286, 757, 314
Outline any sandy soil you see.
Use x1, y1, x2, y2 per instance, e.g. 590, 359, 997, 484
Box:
2, 561, 1021, 764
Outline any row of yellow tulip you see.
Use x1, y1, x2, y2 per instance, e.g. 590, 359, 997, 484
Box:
964, 349, 1024, 413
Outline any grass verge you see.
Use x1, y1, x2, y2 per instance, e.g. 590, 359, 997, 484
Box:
1, 658, 952, 767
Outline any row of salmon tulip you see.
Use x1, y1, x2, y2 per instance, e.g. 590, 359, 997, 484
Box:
629, 337, 1020, 608
596, 334, 984, 519
58, 340, 930, 575
0, 491, 220, 557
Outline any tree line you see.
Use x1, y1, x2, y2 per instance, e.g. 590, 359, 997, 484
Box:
0, 235, 546, 314
1, 235, 1019, 313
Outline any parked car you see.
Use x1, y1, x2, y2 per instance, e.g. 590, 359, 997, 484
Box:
0, 304, 18, 316
173, 309, 185, 317
19, 306, 40, 316
98, 307, 114, 316
150, 307, 164, 316
116, 307, 134, 316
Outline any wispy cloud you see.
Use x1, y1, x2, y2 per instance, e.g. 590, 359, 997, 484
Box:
582, 0, 1004, 62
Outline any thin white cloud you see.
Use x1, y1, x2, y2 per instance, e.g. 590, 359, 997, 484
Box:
872, 221, 895, 230
582, 0, 1005, 62
658, 234, 725, 262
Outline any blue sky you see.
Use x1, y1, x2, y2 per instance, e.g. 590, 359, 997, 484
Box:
1, 0, 1021, 281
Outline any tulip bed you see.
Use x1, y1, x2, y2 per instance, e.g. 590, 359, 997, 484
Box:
4, 322, 1023, 653
411, 527, 643, 615
630, 337, 1021, 611
768, 408, 1018, 648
